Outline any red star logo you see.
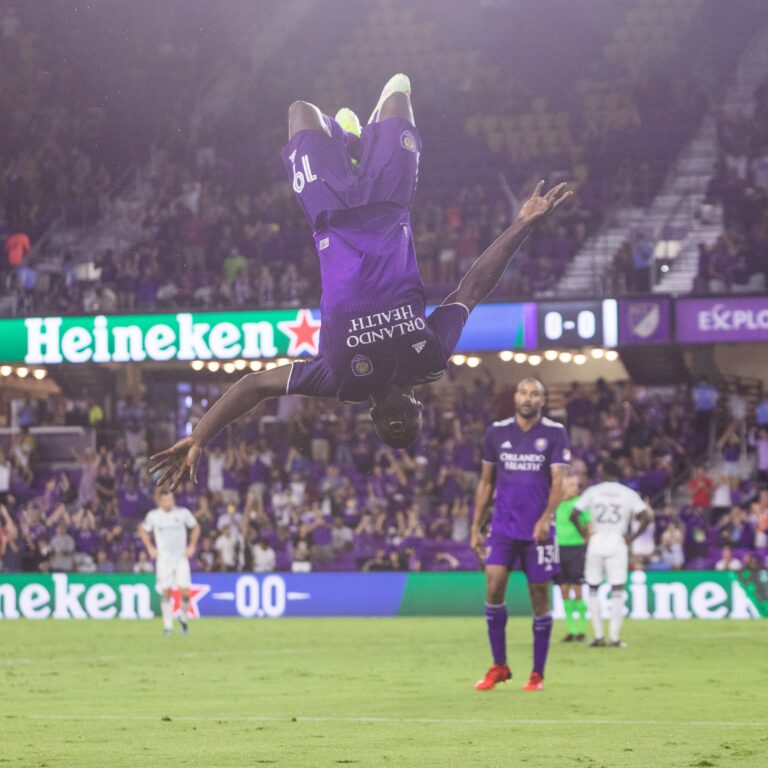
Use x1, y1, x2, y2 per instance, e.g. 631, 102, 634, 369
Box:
170, 582, 210, 618
277, 308, 322, 356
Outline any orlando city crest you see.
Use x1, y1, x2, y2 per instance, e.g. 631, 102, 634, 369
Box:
400, 130, 417, 152
351, 354, 373, 377
534, 437, 549, 452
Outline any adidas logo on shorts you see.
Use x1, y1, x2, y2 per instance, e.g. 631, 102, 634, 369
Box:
412, 340, 426, 354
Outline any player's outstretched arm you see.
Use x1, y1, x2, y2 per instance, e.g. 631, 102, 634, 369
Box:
149, 365, 291, 490
445, 181, 572, 313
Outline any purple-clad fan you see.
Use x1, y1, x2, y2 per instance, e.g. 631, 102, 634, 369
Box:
149, 75, 572, 489
472, 378, 570, 692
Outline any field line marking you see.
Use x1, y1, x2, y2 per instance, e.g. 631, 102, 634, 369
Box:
12, 714, 767, 728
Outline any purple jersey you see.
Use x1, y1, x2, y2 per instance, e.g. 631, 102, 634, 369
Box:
483, 416, 571, 541
281, 115, 467, 402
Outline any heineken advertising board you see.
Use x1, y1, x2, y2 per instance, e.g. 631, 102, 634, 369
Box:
1, 571, 764, 620
0, 304, 538, 365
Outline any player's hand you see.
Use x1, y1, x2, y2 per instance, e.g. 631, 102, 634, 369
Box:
149, 437, 203, 491
470, 528, 486, 560
185, 545, 196, 558
532, 515, 552, 544
516, 181, 573, 226
148, 546, 158, 560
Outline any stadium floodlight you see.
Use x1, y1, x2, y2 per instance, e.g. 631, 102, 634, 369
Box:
543, 350, 558, 361
466, 356, 481, 368
528, 354, 542, 366
573, 354, 587, 365
207, 361, 220, 372
277, 358, 290, 366
265, 361, 277, 370
190, 360, 205, 371
451, 354, 466, 365
16, 367, 28, 378
558, 352, 572, 363
605, 350, 619, 362
513, 352, 527, 364
234, 359, 247, 370
223, 362, 236, 373
498, 350, 514, 362
0, 365, 11, 376
249, 361, 263, 372
32, 369, 47, 380
591, 348, 605, 359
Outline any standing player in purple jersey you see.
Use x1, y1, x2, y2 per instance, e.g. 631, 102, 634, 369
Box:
471, 378, 570, 692
149, 75, 572, 489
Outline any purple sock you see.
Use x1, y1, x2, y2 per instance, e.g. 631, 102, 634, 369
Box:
485, 603, 508, 665
532, 613, 553, 677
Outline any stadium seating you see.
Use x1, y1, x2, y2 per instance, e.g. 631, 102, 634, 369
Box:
2, 375, 766, 574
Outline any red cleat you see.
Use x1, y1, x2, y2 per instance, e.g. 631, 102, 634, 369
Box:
474, 664, 512, 690
521, 672, 544, 691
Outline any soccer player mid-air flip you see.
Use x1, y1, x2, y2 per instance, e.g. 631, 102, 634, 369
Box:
150, 74, 572, 489
471, 378, 571, 692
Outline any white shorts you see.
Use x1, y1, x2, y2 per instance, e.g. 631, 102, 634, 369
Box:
585, 535, 628, 587
156, 557, 191, 591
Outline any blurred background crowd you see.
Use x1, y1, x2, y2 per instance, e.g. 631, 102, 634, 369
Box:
2, 374, 767, 574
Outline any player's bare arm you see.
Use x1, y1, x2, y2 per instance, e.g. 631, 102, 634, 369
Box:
471, 462, 496, 558
150, 366, 295, 490
533, 464, 567, 543
186, 523, 201, 558
570, 506, 591, 540
626, 504, 654, 545
445, 181, 572, 312
138, 526, 158, 560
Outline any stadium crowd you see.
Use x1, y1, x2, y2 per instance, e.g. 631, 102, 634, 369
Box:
694, 75, 768, 294
2, 1, 765, 316
1, 375, 767, 575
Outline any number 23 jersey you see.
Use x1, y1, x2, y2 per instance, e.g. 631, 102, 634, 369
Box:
574, 482, 646, 540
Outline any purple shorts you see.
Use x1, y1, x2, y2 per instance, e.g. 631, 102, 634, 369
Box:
486, 533, 560, 583
281, 116, 421, 230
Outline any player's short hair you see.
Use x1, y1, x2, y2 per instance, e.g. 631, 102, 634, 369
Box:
602, 460, 621, 480
516, 377, 546, 395
370, 392, 423, 449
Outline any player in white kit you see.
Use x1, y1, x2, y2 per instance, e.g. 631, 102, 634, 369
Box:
571, 461, 653, 647
139, 490, 200, 636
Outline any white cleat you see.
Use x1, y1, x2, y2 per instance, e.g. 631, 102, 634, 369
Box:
368, 73, 411, 124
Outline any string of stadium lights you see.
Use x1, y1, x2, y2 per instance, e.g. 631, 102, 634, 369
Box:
0, 352, 622, 380
0, 365, 48, 380
452, 348, 620, 367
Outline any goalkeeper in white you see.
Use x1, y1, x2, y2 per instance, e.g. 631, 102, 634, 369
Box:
571, 461, 653, 647
139, 490, 200, 636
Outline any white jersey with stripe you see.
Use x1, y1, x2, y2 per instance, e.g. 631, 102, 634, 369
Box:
575, 482, 646, 539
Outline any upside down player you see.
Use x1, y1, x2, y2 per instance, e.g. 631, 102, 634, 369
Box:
149, 74, 572, 489
471, 378, 571, 691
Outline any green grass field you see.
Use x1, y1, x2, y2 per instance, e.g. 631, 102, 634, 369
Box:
3, 618, 768, 768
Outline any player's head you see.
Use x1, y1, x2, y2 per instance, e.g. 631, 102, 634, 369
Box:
602, 460, 621, 481
158, 489, 175, 512
563, 472, 580, 498
514, 377, 546, 420
370, 390, 423, 449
